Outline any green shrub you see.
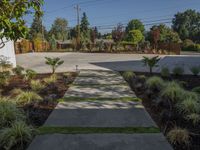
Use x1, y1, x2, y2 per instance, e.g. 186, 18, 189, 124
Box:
12, 65, 24, 76
177, 97, 200, 114
185, 113, 200, 126
161, 67, 170, 77
167, 127, 190, 146
172, 66, 184, 76
161, 81, 185, 103
0, 72, 10, 87
0, 55, 12, 72
45, 57, 64, 74
16, 91, 42, 106
0, 121, 35, 150
122, 71, 135, 81
10, 88, 23, 97
0, 98, 25, 128
146, 76, 165, 90
184, 91, 199, 101
30, 80, 45, 92
24, 69, 37, 81
192, 86, 200, 95
142, 56, 160, 74
43, 74, 57, 84
190, 66, 200, 76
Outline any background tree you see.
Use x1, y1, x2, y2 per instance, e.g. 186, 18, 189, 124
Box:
150, 27, 160, 49
29, 15, 47, 40
125, 19, 145, 37
0, 0, 43, 48
80, 12, 90, 40
172, 9, 200, 42
49, 18, 68, 41
127, 29, 144, 50
112, 23, 125, 48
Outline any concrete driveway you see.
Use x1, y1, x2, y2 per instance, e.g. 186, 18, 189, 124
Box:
16, 52, 200, 74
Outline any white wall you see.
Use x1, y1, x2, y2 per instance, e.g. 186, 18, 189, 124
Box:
0, 38, 16, 67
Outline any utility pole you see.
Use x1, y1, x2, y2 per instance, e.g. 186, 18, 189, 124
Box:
74, 4, 81, 50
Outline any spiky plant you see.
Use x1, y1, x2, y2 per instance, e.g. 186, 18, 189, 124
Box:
12, 65, 25, 76
10, 88, 23, 97
184, 91, 199, 101
172, 66, 184, 76
161, 81, 185, 103
146, 76, 165, 91
142, 56, 160, 74
192, 86, 200, 95
30, 80, 45, 92
0, 97, 25, 128
24, 69, 37, 81
0, 71, 11, 87
190, 66, 200, 76
0, 121, 35, 150
15, 91, 42, 106
185, 113, 200, 126
177, 97, 200, 114
167, 127, 190, 146
45, 57, 64, 74
161, 67, 170, 77
43, 74, 58, 85
122, 71, 135, 81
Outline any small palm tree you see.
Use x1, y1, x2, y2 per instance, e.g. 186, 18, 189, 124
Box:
142, 56, 160, 74
45, 57, 64, 74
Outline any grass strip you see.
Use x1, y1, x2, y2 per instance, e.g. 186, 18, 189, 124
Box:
38, 127, 160, 135
59, 97, 141, 102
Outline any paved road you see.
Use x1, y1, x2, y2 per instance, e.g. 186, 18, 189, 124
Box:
16, 52, 200, 74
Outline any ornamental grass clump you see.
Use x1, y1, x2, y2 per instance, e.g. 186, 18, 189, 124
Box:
172, 66, 184, 76
122, 71, 135, 81
12, 65, 25, 76
0, 121, 35, 150
176, 97, 200, 114
43, 74, 58, 85
24, 69, 37, 81
167, 127, 190, 146
192, 86, 200, 95
15, 91, 42, 106
185, 113, 200, 126
146, 76, 165, 91
161, 81, 185, 103
0, 97, 25, 128
161, 67, 170, 77
30, 80, 45, 92
190, 66, 200, 76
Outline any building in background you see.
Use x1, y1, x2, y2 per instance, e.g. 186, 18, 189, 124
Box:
0, 38, 16, 67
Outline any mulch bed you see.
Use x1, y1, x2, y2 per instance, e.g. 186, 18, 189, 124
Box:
1, 72, 77, 127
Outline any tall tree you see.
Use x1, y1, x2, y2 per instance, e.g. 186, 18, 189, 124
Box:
112, 23, 124, 45
29, 15, 47, 40
80, 12, 90, 39
128, 29, 144, 50
49, 18, 68, 41
172, 9, 200, 42
0, 0, 43, 48
125, 19, 145, 36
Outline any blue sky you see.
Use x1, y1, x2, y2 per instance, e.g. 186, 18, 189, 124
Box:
26, 0, 200, 33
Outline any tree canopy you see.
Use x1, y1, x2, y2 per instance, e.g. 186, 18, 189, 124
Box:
172, 9, 200, 42
0, 0, 43, 48
112, 23, 124, 44
125, 19, 145, 35
49, 18, 68, 41
80, 12, 90, 39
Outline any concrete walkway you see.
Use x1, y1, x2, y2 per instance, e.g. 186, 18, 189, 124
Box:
27, 70, 172, 150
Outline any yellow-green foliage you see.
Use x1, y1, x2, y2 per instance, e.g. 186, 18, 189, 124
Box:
185, 113, 200, 126
24, 69, 37, 81
10, 88, 23, 97
167, 127, 190, 146
16, 91, 42, 106
161, 81, 185, 102
30, 80, 45, 92
177, 97, 200, 114
44, 74, 57, 84
122, 71, 135, 80
0, 97, 25, 128
146, 76, 165, 90
0, 121, 34, 150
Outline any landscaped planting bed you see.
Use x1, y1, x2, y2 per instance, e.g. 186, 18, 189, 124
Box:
0, 57, 78, 150
122, 71, 200, 150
